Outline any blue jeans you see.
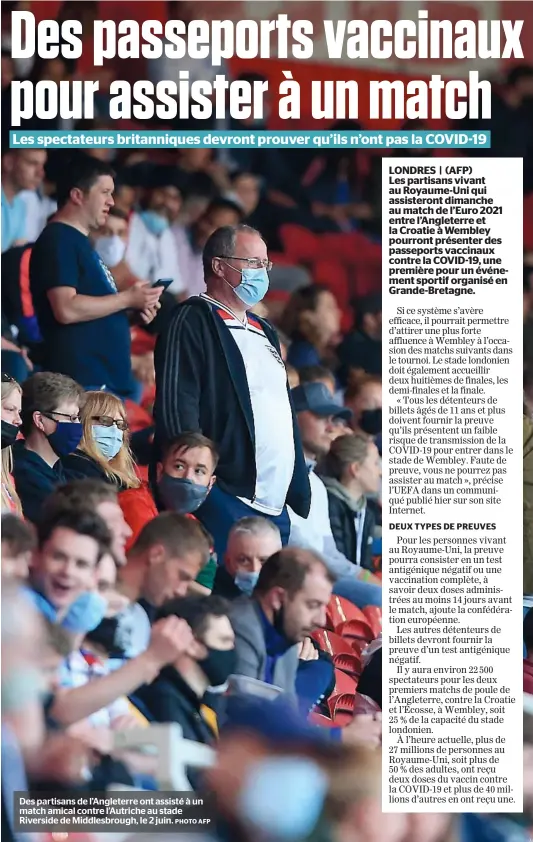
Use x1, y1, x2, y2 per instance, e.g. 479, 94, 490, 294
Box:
195, 484, 291, 561
333, 576, 382, 609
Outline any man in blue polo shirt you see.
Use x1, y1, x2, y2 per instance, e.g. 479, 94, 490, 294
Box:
30, 155, 163, 399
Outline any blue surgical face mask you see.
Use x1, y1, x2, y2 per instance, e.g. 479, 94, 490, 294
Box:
158, 474, 210, 514
139, 210, 169, 237
239, 756, 328, 840
62, 591, 108, 634
47, 421, 83, 457
92, 424, 123, 461
225, 266, 269, 307
234, 570, 260, 597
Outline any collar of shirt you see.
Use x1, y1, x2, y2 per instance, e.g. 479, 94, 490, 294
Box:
257, 603, 292, 657
305, 457, 317, 474
200, 292, 248, 327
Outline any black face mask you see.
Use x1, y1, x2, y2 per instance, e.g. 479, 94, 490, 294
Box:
85, 617, 125, 658
199, 646, 237, 688
360, 408, 382, 436
1, 420, 19, 450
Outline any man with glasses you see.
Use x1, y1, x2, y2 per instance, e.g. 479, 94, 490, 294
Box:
154, 224, 311, 559
12, 372, 85, 523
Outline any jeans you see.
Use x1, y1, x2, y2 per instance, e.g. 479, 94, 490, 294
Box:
195, 484, 291, 561
332, 576, 382, 609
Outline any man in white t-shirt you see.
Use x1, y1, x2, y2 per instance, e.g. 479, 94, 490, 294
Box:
154, 224, 311, 558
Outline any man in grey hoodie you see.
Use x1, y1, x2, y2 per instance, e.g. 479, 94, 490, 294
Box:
287, 383, 382, 608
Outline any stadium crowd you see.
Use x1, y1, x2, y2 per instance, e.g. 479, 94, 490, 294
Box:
1, 2, 533, 840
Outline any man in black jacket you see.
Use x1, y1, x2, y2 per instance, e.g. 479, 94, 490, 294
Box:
154, 224, 311, 558
134, 595, 235, 787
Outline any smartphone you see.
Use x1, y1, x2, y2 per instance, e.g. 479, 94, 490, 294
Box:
226, 675, 284, 701
152, 277, 173, 291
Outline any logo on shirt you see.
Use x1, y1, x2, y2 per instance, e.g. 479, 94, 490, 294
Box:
266, 344, 285, 367
97, 257, 118, 293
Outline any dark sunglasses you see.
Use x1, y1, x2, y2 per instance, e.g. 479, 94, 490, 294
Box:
92, 415, 129, 431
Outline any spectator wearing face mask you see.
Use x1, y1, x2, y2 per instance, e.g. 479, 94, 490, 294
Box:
213, 516, 282, 600
288, 382, 382, 609
1, 372, 22, 514
135, 596, 236, 759
321, 435, 382, 571
229, 547, 334, 698
124, 175, 184, 295
157, 432, 219, 594
154, 224, 311, 559
12, 372, 85, 523
91, 207, 129, 284
1, 513, 35, 580
337, 295, 382, 384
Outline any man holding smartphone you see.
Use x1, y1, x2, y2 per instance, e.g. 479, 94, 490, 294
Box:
30, 155, 163, 400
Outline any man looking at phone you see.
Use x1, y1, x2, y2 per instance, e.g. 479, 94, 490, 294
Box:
30, 155, 163, 400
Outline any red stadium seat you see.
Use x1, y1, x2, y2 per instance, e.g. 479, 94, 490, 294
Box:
336, 619, 374, 644
279, 224, 321, 263
327, 595, 373, 633
328, 692, 356, 723
363, 606, 382, 638
333, 669, 358, 696
312, 260, 350, 306
311, 629, 362, 676
308, 711, 336, 728
353, 693, 381, 714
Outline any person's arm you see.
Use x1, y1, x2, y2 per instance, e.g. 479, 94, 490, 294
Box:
50, 617, 194, 727
47, 281, 162, 325
230, 611, 263, 680
155, 304, 206, 443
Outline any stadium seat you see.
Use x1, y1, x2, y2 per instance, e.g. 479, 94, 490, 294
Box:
279, 224, 321, 263
336, 619, 374, 644
327, 595, 374, 637
333, 668, 358, 696
311, 629, 362, 676
353, 693, 381, 714
328, 692, 357, 722
363, 606, 382, 638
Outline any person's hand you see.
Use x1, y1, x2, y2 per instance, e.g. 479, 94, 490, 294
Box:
298, 637, 319, 661
68, 721, 114, 755
146, 616, 195, 670
139, 303, 161, 325
342, 713, 382, 747
124, 281, 163, 312
356, 568, 382, 586
27, 733, 95, 783
111, 714, 141, 732
20, 347, 34, 371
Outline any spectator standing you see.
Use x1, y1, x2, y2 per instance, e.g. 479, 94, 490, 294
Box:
172, 198, 243, 298
321, 434, 382, 571
154, 224, 311, 558
213, 517, 282, 600
1, 148, 47, 252
12, 373, 84, 522
29, 155, 163, 398
288, 382, 382, 608
229, 547, 333, 699
1, 372, 22, 513
124, 177, 185, 295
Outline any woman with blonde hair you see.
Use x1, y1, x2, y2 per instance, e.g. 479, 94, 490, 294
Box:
61, 390, 140, 490
1, 373, 23, 514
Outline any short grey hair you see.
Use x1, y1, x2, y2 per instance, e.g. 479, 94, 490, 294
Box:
202, 224, 262, 278
229, 516, 281, 542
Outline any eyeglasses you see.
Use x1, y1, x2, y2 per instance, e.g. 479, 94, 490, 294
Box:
92, 415, 129, 431
42, 411, 81, 424
219, 256, 273, 271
